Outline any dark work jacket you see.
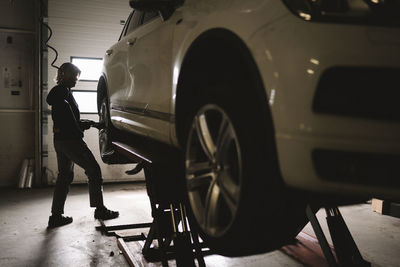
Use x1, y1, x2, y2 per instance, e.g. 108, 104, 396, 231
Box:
46, 84, 84, 140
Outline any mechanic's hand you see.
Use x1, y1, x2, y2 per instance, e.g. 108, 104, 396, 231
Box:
80, 119, 95, 130
92, 122, 105, 130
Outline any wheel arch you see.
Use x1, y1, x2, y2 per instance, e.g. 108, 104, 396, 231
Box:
175, 29, 309, 256
175, 28, 273, 146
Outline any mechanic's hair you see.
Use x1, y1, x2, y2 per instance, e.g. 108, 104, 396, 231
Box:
56, 62, 81, 84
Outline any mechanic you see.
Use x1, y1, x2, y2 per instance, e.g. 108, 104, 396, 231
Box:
46, 62, 119, 228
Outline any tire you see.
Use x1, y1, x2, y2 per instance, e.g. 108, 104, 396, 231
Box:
183, 84, 308, 256
98, 97, 114, 161
98, 95, 132, 164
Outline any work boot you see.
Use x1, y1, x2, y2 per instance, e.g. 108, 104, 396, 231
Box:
48, 214, 73, 228
94, 206, 119, 220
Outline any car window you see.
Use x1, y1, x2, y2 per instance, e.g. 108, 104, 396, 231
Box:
125, 10, 143, 36
119, 12, 133, 41
142, 11, 159, 25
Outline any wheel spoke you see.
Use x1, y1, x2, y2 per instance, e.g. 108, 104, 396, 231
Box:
218, 171, 239, 215
186, 161, 212, 175
186, 161, 214, 190
195, 114, 216, 162
100, 101, 110, 127
215, 116, 235, 161
204, 181, 220, 232
99, 104, 105, 123
187, 173, 214, 191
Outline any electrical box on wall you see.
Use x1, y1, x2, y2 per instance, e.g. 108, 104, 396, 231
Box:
0, 32, 34, 109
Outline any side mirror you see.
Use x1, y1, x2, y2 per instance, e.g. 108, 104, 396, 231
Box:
129, 0, 183, 21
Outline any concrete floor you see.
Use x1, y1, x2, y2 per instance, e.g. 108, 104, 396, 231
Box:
0, 182, 399, 267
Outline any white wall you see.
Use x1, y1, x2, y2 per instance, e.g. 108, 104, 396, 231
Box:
45, 0, 143, 183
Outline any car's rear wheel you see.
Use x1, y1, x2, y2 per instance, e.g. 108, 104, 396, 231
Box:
98, 95, 132, 164
98, 98, 114, 160
183, 86, 308, 256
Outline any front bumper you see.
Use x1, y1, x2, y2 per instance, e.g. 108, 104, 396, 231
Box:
250, 12, 400, 198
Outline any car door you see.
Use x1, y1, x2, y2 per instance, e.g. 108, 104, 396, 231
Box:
120, 10, 176, 143
106, 10, 143, 116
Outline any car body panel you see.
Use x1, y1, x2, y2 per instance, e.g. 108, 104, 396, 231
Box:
101, 0, 400, 198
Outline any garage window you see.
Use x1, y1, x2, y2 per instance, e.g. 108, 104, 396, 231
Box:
71, 57, 102, 81
70, 57, 102, 114
71, 90, 97, 114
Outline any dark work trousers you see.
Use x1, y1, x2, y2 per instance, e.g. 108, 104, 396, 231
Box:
51, 138, 104, 215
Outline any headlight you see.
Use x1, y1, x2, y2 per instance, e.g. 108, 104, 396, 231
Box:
282, 0, 400, 26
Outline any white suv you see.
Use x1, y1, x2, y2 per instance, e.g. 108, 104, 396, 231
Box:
98, 0, 400, 255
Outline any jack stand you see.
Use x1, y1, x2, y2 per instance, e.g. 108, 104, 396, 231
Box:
306, 205, 371, 267
168, 203, 206, 267
97, 199, 207, 267
96, 142, 207, 267
136, 200, 207, 267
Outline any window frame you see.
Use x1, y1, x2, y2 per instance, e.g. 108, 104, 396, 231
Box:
142, 10, 159, 25
119, 10, 160, 41
119, 11, 133, 41
124, 10, 144, 37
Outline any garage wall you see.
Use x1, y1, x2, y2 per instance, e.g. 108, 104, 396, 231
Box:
44, 0, 143, 183
0, 0, 39, 187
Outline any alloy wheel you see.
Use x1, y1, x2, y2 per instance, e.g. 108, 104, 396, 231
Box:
185, 104, 242, 237
98, 99, 113, 156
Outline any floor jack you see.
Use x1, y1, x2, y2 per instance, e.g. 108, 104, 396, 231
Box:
96, 141, 207, 267
306, 205, 371, 267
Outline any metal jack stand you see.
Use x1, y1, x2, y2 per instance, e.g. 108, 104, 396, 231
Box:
167, 203, 206, 267
97, 184, 207, 267
306, 205, 371, 267
127, 198, 206, 267
97, 141, 207, 267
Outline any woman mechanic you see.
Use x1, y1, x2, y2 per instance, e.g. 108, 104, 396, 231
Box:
46, 62, 119, 228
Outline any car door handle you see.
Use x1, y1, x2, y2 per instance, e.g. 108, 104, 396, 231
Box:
127, 38, 137, 46
106, 49, 113, 55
